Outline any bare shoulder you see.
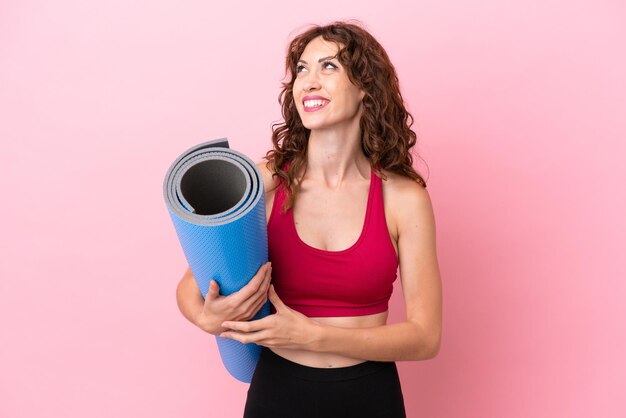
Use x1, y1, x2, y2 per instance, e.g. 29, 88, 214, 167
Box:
380, 169, 435, 232
256, 160, 278, 194
380, 169, 432, 209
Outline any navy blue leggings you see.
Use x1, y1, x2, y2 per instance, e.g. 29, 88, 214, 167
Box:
243, 347, 406, 418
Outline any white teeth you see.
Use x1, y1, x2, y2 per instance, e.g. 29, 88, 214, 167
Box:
303, 99, 328, 108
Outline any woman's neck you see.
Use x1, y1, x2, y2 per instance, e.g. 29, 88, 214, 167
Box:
305, 127, 370, 189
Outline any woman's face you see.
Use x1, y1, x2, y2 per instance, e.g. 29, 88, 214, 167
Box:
292, 36, 365, 131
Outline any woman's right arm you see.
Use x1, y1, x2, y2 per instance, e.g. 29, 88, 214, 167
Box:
176, 262, 272, 335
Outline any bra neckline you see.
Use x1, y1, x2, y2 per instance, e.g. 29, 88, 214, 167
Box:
289, 169, 375, 256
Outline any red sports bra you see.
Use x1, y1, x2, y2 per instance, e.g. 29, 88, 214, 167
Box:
267, 167, 399, 317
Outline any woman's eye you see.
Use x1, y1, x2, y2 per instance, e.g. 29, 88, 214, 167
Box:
296, 64, 307, 73
323, 61, 338, 70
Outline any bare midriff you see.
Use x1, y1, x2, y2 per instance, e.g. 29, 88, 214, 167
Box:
270, 310, 388, 368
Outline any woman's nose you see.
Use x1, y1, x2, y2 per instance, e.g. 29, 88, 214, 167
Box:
302, 72, 321, 92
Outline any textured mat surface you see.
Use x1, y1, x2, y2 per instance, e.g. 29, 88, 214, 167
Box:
163, 138, 269, 383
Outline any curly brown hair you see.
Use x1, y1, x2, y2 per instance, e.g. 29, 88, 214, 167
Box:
264, 21, 428, 212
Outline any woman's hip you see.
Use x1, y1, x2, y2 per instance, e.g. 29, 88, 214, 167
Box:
243, 347, 406, 418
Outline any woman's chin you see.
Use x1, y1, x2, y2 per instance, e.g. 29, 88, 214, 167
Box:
301, 121, 324, 131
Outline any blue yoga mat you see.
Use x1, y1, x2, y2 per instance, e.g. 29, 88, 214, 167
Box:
163, 138, 270, 383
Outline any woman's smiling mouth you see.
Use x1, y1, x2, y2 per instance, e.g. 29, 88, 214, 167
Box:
303, 96, 330, 112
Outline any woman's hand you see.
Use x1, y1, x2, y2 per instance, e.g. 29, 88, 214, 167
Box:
179, 262, 273, 336
220, 285, 323, 351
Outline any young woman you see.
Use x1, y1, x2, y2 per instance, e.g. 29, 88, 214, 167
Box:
176, 21, 442, 418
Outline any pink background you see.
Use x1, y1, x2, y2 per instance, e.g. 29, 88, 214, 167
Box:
1, 0, 624, 417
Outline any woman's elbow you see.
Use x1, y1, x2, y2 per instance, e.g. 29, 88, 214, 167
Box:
408, 323, 441, 360
418, 325, 442, 360
414, 337, 440, 360
428, 336, 441, 359
426, 325, 443, 359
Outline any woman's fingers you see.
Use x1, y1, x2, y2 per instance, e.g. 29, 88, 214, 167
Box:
232, 262, 271, 304
266, 262, 272, 277
252, 263, 273, 305
223, 315, 273, 333
267, 285, 282, 308
204, 262, 272, 321
238, 267, 272, 320
201, 280, 220, 319
248, 290, 270, 318
239, 262, 272, 304
221, 329, 273, 346
261, 265, 272, 294
205, 279, 220, 301
191, 262, 272, 335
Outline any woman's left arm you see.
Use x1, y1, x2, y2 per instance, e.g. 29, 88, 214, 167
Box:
221, 182, 443, 362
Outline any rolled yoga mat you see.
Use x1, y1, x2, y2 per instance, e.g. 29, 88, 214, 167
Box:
163, 138, 270, 383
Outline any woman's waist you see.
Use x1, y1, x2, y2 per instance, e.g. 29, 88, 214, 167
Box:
269, 347, 366, 368
260, 347, 393, 381
270, 311, 388, 368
